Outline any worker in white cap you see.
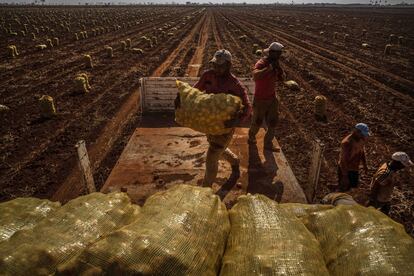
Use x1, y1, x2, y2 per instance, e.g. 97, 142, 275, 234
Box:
369, 152, 413, 214
337, 123, 370, 192
249, 42, 285, 151
189, 49, 251, 188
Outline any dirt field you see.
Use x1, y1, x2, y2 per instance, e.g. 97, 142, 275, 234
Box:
1, 6, 413, 235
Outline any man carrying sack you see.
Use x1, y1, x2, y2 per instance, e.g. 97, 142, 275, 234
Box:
177, 49, 251, 187
249, 42, 285, 151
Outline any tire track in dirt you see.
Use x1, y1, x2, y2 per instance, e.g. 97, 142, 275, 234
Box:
186, 12, 211, 77
211, 12, 223, 49
152, 12, 207, 77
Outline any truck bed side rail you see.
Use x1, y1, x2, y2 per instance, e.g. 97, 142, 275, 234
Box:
140, 77, 255, 113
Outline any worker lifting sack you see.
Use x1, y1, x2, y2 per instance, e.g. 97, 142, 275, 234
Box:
175, 80, 244, 135
220, 194, 330, 276
58, 185, 230, 275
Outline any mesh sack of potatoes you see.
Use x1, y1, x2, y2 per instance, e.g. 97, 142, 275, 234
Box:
0, 198, 60, 243
175, 80, 243, 135
220, 194, 329, 276
280, 203, 333, 225
59, 185, 230, 276
0, 192, 140, 276
305, 205, 414, 275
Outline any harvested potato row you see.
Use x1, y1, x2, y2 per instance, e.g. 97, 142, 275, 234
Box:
7, 45, 18, 58
83, 54, 93, 68
75, 73, 91, 93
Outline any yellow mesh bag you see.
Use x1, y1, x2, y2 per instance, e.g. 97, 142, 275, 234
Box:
59, 185, 230, 275
0, 198, 60, 243
305, 205, 414, 275
0, 192, 140, 276
280, 203, 333, 224
220, 194, 329, 276
175, 80, 243, 135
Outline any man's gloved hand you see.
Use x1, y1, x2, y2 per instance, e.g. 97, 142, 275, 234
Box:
174, 93, 180, 109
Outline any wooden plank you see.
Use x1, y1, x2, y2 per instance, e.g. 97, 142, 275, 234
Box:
103, 126, 306, 205
306, 139, 324, 203
76, 140, 96, 194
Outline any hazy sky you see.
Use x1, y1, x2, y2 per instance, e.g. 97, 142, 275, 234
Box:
1, 0, 414, 4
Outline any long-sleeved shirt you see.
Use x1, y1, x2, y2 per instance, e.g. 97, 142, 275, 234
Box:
194, 70, 251, 121
338, 134, 366, 172
370, 162, 395, 203
253, 58, 284, 100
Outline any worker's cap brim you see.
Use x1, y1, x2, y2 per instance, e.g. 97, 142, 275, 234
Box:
210, 57, 230, 65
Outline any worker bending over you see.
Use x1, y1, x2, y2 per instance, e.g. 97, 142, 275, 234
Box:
337, 123, 369, 192
193, 49, 251, 187
249, 42, 285, 151
369, 152, 413, 214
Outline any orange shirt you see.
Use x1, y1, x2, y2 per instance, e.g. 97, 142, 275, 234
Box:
338, 134, 366, 172
370, 163, 395, 203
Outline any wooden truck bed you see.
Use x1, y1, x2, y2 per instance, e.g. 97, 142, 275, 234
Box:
101, 78, 306, 207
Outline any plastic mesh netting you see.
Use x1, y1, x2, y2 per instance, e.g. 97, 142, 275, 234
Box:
305, 205, 414, 275
220, 194, 329, 276
59, 185, 230, 275
0, 192, 140, 276
0, 197, 60, 243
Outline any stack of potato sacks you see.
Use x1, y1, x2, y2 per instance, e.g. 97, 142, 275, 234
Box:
0, 193, 140, 275
59, 185, 229, 275
175, 80, 243, 135
0, 186, 413, 276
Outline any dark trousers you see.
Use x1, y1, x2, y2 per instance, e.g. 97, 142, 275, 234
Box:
337, 166, 359, 192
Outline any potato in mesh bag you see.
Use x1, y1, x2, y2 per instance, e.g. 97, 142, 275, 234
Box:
0, 198, 60, 243
305, 205, 414, 275
0, 192, 140, 276
58, 185, 230, 276
175, 80, 243, 135
220, 194, 329, 276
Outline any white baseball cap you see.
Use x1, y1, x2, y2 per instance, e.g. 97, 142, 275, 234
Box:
391, 152, 413, 167
265, 42, 284, 52
210, 49, 232, 65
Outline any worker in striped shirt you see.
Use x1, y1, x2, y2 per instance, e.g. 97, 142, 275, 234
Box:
369, 152, 413, 214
